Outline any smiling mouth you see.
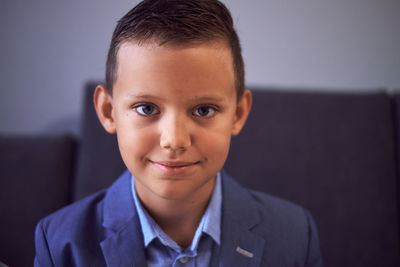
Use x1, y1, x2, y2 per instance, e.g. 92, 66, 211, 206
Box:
149, 160, 200, 173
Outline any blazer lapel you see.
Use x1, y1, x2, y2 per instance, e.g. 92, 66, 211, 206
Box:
218, 171, 266, 267
219, 220, 265, 267
99, 170, 147, 267
100, 222, 146, 267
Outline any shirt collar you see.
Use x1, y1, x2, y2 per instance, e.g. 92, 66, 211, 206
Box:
201, 172, 222, 245
131, 173, 222, 250
131, 176, 157, 247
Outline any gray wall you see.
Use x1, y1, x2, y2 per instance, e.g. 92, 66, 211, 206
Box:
1, 0, 399, 135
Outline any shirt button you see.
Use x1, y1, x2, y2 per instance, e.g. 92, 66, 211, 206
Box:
179, 256, 190, 264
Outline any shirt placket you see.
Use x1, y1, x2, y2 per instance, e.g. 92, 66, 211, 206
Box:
173, 249, 197, 267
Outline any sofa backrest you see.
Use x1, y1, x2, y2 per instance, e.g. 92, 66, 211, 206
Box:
225, 88, 399, 267
391, 92, 400, 221
0, 135, 76, 267
74, 83, 400, 267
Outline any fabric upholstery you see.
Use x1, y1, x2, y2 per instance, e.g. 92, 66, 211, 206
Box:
225, 89, 399, 267
0, 135, 76, 267
391, 92, 400, 237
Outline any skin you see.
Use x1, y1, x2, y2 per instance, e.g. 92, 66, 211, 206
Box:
94, 41, 252, 248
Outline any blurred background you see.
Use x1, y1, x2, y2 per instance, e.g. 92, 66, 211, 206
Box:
1, 0, 399, 136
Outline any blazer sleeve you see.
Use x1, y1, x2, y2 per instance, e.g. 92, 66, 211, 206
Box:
34, 220, 55, 267
304, 209, 324, 267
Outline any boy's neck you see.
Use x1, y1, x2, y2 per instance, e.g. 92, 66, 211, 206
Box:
136, 178, 216, 248
148, 202, 207, 248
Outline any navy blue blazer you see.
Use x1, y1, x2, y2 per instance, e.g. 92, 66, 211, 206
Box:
34, 170, 323, 266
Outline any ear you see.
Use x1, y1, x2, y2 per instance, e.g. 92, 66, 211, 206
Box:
231, 89, 252, 136
93, 85, 116, 134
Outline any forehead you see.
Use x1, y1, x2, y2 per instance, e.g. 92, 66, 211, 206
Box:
113, 41, 236, 99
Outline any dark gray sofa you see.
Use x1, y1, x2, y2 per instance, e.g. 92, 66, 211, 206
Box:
1, 83, 399, 267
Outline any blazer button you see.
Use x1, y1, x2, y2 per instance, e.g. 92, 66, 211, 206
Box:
179, 256, 190, 263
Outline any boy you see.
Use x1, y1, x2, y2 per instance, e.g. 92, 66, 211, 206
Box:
34, 0, 323, 266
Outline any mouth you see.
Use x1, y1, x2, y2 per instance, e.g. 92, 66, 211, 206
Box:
149, 160, 200, 174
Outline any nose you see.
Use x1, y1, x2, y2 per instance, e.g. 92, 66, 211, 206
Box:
159, 113, 192, 152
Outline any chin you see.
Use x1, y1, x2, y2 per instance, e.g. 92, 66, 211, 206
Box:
155, 185, 192, 201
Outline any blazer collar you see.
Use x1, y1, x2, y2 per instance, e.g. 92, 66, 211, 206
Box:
100, 169, 147, 267
218, 171, 266, 267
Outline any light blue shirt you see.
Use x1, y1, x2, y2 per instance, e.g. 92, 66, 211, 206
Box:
131, 173, 222, 267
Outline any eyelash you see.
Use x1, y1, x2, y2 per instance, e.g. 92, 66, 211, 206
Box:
192, 105, 218, 118
132, 103, 219, 118
133, 103, 160, 116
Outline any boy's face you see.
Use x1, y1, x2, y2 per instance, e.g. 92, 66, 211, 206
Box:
95, 41, 251, 203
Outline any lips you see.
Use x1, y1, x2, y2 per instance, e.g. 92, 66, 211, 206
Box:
149, 160, 200, 174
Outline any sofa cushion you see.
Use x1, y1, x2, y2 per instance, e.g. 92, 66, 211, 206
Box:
225, 89, 399, 267
0, 135, 76, 267
391, 91, 400, 233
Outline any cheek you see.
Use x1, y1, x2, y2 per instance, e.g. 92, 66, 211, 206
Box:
197, 124, 232, 164
116, 122, 157, 168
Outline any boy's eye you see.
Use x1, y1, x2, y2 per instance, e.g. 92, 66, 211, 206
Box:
134, 104, 159, 116
193, 106, 217, 117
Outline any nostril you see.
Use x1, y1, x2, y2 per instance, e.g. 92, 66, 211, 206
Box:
160, 132, 191, 151
160, 139, 190, 151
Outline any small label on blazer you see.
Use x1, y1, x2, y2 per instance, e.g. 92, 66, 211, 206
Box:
236, 246, 254, 258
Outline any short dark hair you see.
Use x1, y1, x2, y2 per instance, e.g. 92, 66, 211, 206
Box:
105, 0, 245, 99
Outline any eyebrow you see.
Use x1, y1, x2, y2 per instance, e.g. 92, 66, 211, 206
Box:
191, 96, 226, 102
125, 93, 164, 100
126, 93, 226, 102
